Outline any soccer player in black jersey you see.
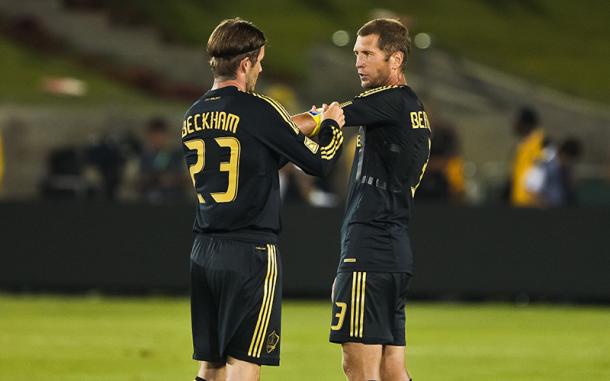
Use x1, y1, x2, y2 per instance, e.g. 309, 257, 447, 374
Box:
303, 19, 431, 381
182, 18, 345, 381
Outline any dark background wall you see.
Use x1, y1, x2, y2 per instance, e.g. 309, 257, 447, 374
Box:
1, 203, 608, 302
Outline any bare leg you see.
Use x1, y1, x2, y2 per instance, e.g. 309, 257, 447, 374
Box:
342, 342, 382, 381
380, 345, 411, 381
225, 356, 261, 381
197, 361, 226, 381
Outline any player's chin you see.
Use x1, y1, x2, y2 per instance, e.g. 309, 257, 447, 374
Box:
360, 78, 372, 88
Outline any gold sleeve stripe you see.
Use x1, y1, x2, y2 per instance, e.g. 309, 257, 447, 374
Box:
248, 244, 277, 357
356, 85, 401, 99
411, 137, 431, 198
321, 134, 343, 160
340, 100, 353, 108
359, 272, 366, 338
349, 272, 366, 338
321, 127, 340, 153
321, 127, 343, 160
252, 93, 300, 135
255, 245, 278, 357
350, 272, 356, 337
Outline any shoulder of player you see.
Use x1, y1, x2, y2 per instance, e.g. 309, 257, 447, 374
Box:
354, 85, 407, 100
242, 91, 301, 133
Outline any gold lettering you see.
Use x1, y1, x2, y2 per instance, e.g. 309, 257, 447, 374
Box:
213, 112, 220, 129
410, 112, 419, 129
193, 114, 201, 131
218, 112, 227, 131
417, 111, 425, 128
201, 112, 210, 130
422, 111, 430, 130
226, 113, 240, 133
187, 116, 194, 134
181, 120, 187, 138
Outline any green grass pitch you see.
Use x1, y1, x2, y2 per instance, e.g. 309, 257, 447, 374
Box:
0, 295, 608, 380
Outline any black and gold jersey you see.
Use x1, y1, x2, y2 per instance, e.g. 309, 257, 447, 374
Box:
181, 86, 343, 243
338, 85, 430, 273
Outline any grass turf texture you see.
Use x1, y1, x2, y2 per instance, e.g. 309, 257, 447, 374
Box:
0, 295, 608, 381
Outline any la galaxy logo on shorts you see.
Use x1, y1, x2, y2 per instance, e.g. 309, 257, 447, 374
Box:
266, 331, 280, 354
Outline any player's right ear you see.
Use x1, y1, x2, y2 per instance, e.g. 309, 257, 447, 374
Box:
239, 56, 250, 74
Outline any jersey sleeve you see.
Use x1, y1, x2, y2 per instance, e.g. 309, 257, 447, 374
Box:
253, 94, 343, 177
341, 87, 402, 127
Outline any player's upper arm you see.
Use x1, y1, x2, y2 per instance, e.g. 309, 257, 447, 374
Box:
342, 87, 403, 127
252, 94, 343, 177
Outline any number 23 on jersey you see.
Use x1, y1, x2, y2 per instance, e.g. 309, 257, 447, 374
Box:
184, 137, 241, 203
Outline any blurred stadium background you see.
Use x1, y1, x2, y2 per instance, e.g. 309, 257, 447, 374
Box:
0, 0, 609, 380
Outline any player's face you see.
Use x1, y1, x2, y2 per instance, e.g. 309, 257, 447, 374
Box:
354, 34, 391, 89
245, 46, 265, 92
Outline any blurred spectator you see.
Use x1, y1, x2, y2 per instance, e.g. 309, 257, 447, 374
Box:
137, 117, 186, 203
39, 146, 93, 199
417, 120, 465, 203
525, 137, 583, 207
86, 130, 140, 200
509, 106, 546, 207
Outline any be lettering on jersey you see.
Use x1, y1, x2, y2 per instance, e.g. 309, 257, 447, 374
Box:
409, 111, 430, 130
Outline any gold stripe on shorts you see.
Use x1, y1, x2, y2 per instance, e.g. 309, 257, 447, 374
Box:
248, 244, 278, 357
255, 245, 278, 357
349, 271, 367, 338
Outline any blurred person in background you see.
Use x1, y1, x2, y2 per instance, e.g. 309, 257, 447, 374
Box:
86, 130, 141, 200
509, 106, 546, 207
39, 146, 93, 199
525, 137, 583, 207
416, 120, 465, 203
137, 117, 186, 203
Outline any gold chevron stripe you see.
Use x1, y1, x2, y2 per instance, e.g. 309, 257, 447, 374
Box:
321, 127, 339, 153
321, 128, 341, 153
248, 244, 274, 357
255, 245, 278, 357
356, 85, 400, 98
252, 93, 300, 134
359, 272, 366, 338
321, 134, 344, 160
411, 137, 431, 197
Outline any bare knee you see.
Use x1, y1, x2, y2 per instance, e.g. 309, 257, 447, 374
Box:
380, 346, 410, 381
198, 361, 226, 381
342, 343, 382, 381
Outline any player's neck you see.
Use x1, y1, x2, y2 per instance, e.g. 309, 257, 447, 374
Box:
212, 79, 246, 92
385, 71, 407, 87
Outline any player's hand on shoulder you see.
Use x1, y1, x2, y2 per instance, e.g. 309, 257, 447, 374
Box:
322, 101, 345, 129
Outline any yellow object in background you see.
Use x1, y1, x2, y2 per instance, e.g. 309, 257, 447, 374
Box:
511, 129, 545, 207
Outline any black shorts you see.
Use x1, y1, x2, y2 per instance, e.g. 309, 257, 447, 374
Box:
329, 271, 411, 346
190, 235, 282, 366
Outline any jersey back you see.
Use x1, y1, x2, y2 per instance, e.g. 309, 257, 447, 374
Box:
181, 86, 343, 243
